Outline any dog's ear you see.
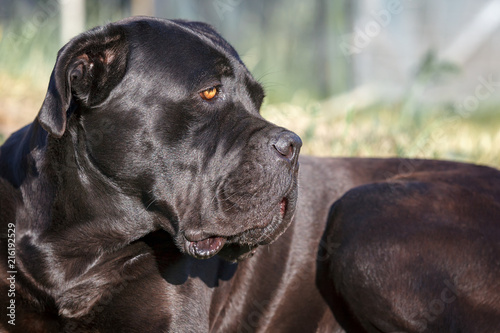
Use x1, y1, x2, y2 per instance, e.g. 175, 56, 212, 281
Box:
38, 24, 129, 138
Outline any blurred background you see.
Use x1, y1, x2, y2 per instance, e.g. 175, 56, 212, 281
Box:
0, 0, 499, 166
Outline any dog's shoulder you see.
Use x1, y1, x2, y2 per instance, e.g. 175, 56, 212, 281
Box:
0, 177, 22, 226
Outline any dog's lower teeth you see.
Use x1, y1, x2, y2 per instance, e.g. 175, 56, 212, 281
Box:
190, 237, 226, 258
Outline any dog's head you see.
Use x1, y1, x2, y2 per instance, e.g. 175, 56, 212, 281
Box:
37, 17, 301, 261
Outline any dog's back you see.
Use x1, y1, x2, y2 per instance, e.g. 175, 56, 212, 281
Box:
318, 162, 500, 332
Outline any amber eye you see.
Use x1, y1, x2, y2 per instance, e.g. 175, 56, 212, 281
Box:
200, 86, 219, 100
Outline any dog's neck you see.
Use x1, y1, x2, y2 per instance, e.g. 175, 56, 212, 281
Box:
3, 119, 160, 305
6, 120, 154, 238
0, 121, 46, 187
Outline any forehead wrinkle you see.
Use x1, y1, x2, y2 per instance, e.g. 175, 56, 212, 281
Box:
131, 33, 233, 94
168, 20, 240, 61
167, 20, 252, 83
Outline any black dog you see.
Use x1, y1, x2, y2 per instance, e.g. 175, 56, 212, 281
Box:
1, 17, 499, 332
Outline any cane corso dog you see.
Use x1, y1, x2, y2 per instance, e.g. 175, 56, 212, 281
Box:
1, 16, 500, 333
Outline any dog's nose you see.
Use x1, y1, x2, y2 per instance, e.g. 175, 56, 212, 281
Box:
271, 131, 302, 163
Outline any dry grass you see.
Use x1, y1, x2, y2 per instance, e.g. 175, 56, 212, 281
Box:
1, 73, 499, 170
0, 73, 45, 138
262, 101, 500, 168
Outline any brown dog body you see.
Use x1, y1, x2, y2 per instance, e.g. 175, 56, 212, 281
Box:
318, 159, 500, 332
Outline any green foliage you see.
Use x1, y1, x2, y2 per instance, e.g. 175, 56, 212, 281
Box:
0, 0, 352, 104
0, 15, 60, 87
400, 51, 461, 126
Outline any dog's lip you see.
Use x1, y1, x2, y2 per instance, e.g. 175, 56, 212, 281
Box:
183, 196, 290, 259
279, 197, 288, 219
185, 236, 226, 259
254, 196, 290, 245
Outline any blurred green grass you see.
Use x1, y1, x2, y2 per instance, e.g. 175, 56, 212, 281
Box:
0, 15, 499, 168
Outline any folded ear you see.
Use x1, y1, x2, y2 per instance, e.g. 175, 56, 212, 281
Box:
38, 24, 129, 138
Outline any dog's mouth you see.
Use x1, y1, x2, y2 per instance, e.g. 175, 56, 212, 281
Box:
184, 197, 289, 260
185, 236, 227, 259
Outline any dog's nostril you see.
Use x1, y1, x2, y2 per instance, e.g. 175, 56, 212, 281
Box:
272, 131, 302, 161
273, 143, 293, 159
